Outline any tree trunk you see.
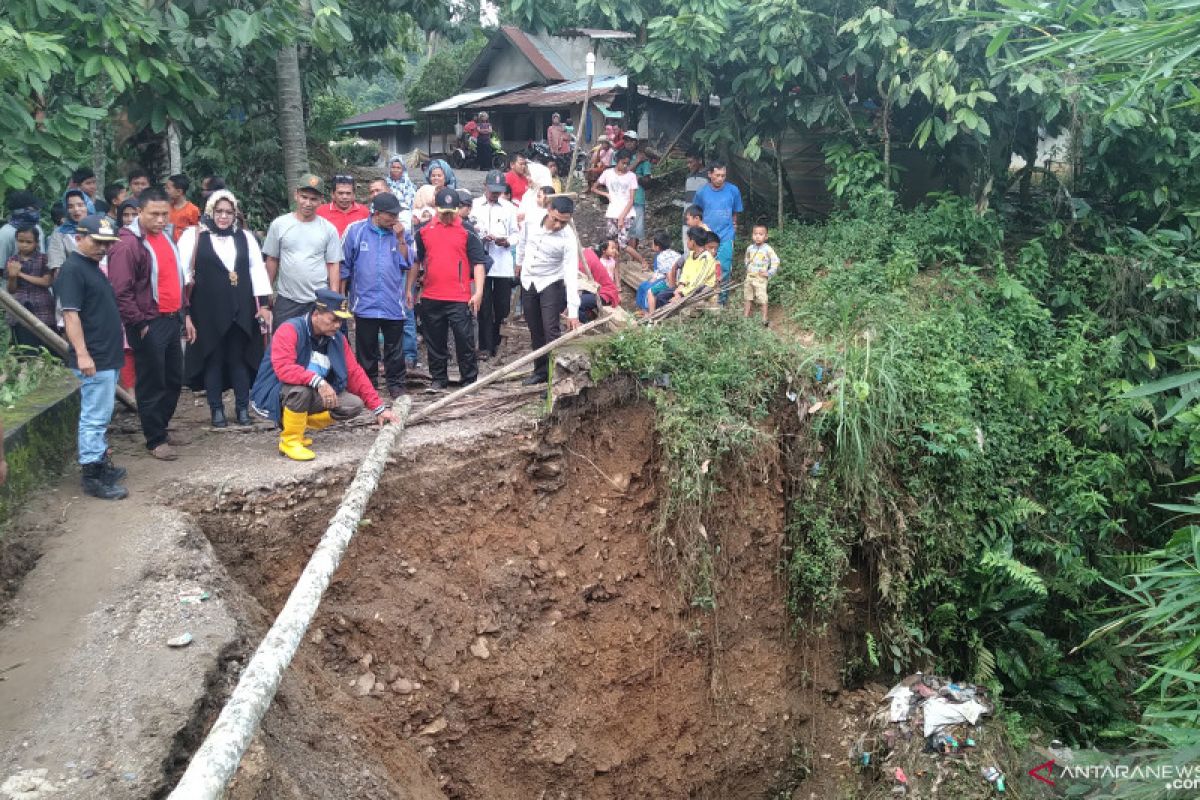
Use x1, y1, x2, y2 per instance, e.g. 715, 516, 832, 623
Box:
880, 96, 892, 188
276, 41, 308, 194
775, 134, 785, 229
166, 119, 182, 175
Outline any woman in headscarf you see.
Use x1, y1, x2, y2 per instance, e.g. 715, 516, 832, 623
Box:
411, 161, 453, 227
179, 190, 272, 427
47, 189, 89, 270
385, 155, 416, 214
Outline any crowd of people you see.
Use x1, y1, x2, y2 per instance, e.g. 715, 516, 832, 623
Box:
0, 136, 782, 502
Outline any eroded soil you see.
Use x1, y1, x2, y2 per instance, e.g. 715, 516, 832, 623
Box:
193, 386, 850, 799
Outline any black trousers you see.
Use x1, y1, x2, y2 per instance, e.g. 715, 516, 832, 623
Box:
272, 295, 313, 332
521, 280, 566, 381
355, 316, 408, 394
478, 276, 516, 356
419, 299, 477, 386
204, 325, 251, 411
130, 314, 182, 450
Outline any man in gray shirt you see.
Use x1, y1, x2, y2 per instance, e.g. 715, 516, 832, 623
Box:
263, 174, 342, 330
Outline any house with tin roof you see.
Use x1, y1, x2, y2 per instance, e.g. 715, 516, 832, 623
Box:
335, 100, 415, 158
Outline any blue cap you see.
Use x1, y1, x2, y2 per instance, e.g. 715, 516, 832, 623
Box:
313, 288, 352, 319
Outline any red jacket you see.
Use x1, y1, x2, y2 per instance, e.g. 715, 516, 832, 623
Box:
270, 320, 383, 412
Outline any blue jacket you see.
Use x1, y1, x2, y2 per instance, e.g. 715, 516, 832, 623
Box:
250, 315, 351, 424
340, 218, 414, 320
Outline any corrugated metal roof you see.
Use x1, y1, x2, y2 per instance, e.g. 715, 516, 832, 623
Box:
420, 82, 531, 113
338, 101, 412, 128
467, 76, 626, 109
501, 26, 567, 81
561, 28, 636, 40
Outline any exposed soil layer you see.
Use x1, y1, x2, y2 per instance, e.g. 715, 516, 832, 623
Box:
193, 384, 850, 799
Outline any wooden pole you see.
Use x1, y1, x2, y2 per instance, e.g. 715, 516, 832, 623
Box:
660, 102, 703, 160
0, 289, 136, 411
563, 72, 595, 196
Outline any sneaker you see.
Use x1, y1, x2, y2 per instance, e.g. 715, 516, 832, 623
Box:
388, 386, 408, 399
100, 454, 127, 483
150, 443, 178, 461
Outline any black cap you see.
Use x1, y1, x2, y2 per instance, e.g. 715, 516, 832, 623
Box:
456, 189, 474, 208
435, 187, 459, 212
485, 170, 507, 191
5, 190, 41, 212
370, 192, 401, 214
76, 214, 119, 242
313, 288, 352, 319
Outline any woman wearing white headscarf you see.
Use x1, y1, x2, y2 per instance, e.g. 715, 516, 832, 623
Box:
178, 190, 272, 427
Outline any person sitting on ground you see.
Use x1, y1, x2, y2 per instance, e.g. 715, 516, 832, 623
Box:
639, 231, 682, 313
250, 288, 399, 461
340, 192, 414, 400
518, 195, 581, 385
48, 189, 88, 271
653, 226, 717, 309
743, 223, 780, 324
166, 173, 200, 242
7, 225, 57, 348
385, 155, 417, 214
179, 190, 272, 428
579, 238, 621, 322
54, 215, 127, 499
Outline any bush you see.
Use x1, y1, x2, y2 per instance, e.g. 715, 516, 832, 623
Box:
330, 139, 382, 166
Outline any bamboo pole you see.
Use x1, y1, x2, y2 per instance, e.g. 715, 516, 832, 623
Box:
562, 70, 595, 197
168, 397, 413, 799
0, 289, 136, 410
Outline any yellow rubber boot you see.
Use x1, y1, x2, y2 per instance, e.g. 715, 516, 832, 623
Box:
279, 409, 316, 461
302, 410, 334, 446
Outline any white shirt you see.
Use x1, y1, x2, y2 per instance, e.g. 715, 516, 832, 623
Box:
520, 220, 580, 319
527, 161, 553, 190
179, 227, 272, 296
469, 197, 519, 278
596, 168, 638, 219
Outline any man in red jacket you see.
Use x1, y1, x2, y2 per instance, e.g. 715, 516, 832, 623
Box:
251, 288, 399, 461
107, 186, 193, 461
407, 188, 486, 391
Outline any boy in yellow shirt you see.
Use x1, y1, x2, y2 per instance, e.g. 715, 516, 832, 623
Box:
652, 227, 717, 308
742, 223, 780, 323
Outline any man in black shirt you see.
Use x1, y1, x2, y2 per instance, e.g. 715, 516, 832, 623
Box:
54, 214, 128, 500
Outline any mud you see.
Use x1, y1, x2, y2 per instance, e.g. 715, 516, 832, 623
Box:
189, 384, 851, 799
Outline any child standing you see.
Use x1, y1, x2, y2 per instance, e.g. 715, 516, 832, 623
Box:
639, 232, 682, 312
6, 226, 57, 350
743, 224, 780, 323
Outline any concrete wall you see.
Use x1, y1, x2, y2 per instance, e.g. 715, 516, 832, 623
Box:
486, 47, 544, 86
531, 34, 622, 77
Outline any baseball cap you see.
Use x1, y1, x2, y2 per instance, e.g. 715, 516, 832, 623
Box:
624, 130, 639, 139
76, 214, 119, 242
296, 173, 325, 195
484, 170, 507, 191
456, 189, 474, 208
369, 192, 401, 214
435, 187, 459, 213
313, 288, 353, 319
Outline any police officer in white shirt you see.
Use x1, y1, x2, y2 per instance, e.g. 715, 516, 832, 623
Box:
518, 195, 579, 385
470, 171, 520, 360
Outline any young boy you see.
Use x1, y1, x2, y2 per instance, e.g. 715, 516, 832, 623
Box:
704, 229, 723, 286
654, 226, 717, 309
743, 223, 780, 323
640, 232, 682, 313
683, 204, 707, 249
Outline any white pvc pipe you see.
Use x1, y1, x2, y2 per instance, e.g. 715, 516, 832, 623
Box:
168, 397, 412, 799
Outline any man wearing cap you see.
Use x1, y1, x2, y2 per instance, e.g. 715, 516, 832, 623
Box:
263, 174, 343, 330
517, 195, 581, 385
470, 171, 519, 360
340, 192, 414, 399
317, 174, 369, 236
108, 186, 192, 461
0, 190, 44, 267
250, 288, 399, 460
54, 215, 129, 499
408, 187, 487, 390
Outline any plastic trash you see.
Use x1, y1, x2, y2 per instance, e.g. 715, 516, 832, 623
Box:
178, 590, 210, 605
982, 766, 1006, 793
167, 633, 194, 648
